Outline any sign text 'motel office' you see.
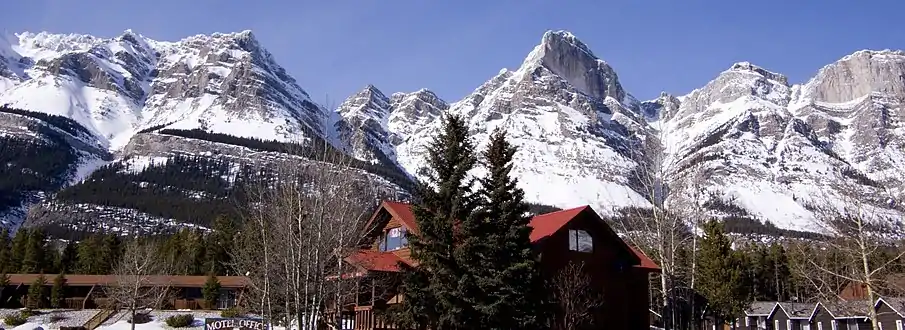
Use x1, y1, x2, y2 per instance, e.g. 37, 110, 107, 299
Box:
204, 318, 265, 330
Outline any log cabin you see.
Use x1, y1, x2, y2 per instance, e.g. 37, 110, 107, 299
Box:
339, 201, 660, 329
0, 274, 247, 310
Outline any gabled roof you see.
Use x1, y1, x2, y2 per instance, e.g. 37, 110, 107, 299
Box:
746, 301, 778, 316
876, 297, 905, 317
352, 201, 661, 272
822, 300, 871, 319
776, 302, 814, 319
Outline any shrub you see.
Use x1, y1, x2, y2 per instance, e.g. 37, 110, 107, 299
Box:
165, 314, 194, 328
129, 313, 152, 324
220, 308, 243, 318
4, 313, 27, 326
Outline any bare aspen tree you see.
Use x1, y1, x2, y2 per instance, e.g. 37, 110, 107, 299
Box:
615, 127, 690, 329
234, 110, 394, 330
105, 240, 172, 330
549, 261, 603, 330
797, 191, 905, 329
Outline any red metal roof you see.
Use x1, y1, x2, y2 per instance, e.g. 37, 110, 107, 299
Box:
345, 250, 411, 273
358, 201, 660, 272
528, 206, 590, 242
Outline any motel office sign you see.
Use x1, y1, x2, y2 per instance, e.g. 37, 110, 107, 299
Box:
205, 318, 266, 330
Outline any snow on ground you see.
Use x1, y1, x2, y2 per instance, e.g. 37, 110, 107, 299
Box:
0, 309, 101, 329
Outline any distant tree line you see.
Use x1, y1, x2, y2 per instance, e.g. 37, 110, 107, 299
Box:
0, 215, 238, 277
0, 105, 93, 138
55, 154, 259, 227
156, 128, 414, 189
0, 133, 78, 215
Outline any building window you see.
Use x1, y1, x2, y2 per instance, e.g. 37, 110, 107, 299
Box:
379, 227, 407, 251
878, 321, 883, 330
817, 321, 823, 330
831, 320, 837, 330
896, 320, 903, 330
568, 229, 593, 252
846, 320, 858, 330
787, 320, 791, 330
775, 320, 780, 329
803, 323, 811, 330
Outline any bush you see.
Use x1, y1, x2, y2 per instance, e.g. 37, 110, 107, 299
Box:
165, 314, 194, 328
4, 313, 27, 326
220, 308, 243, 318
129, 313, 152, 324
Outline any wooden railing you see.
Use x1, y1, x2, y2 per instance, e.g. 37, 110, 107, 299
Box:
322, 307, 401, 330
83, 309, 117, 330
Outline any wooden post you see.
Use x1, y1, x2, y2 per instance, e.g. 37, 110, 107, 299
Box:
370, 276, 376, 306
82, 284, 97, 309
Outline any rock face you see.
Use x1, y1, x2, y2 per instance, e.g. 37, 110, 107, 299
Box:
335, 31, 905, 232
0, 30, 326, 148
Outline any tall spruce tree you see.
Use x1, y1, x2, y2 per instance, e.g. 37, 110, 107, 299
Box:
26, 274, 47, 309
10, 229, 29, 272
697, 220, 750, 325
0, 228, 10, 273
455, 128, 545, 329
397, 114, 478, 330
21, 229, 47, 273
50, 273, 65, 308
205, 215, 237, 275
76, 234, 102, 274
55, 241, 78, 274
202, 274, 221, 309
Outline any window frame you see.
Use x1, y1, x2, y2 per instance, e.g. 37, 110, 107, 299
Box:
568, 229, 593, 253
378, 226, 408, 252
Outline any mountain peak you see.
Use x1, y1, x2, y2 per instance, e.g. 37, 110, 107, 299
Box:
517, 30, 625, 101
724, 61, 788, 85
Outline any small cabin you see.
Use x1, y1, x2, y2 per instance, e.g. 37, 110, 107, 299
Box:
875, 297, 905, 330
769, 302, 813, 330
813, 301, 872, 330
340, 201, 661, 329
740, 301, 777, 329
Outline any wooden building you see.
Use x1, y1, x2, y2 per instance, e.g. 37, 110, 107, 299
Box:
1, 274, 248, 310
769, 302, 813, 330
875, 297, 905, 330
812, 301, 872, 330
739, 301, 777, 330
340, 201, 661, 329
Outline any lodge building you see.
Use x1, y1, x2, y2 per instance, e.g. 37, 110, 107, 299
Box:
339, 201, 661, 329
0, 274, 247, 310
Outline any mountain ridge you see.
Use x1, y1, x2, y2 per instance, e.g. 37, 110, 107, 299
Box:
1, 28, 903, 235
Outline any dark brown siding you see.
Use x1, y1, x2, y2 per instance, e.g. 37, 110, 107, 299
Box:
877, 301, 904, 330
538, 211, 653, 330
772, 309, 790, 330
812, 305, 835, 330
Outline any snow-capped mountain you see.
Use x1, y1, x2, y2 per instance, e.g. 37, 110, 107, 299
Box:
335, 31, 905, 232
0, 29, 326, 149
0, 30, 404, 233
2, 28, 903, 235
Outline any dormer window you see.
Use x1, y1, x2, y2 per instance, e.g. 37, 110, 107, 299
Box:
568, 229, 592, 252
379, 227, 408, 252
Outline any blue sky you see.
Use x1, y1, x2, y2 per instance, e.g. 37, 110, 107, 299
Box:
2, 0, 904, 104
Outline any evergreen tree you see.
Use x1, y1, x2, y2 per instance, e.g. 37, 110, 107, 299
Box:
0, 228, 10, 273
767, 243, 791, 301
10, 229, 29, 272
26, 274, 47, 309
100, 234, 121, 274
697, 220, 750, 325
205, 215, 237, 275
55, 241, 78, 274
0, 273, 9, 304
202, 274, 221, 309
397, 114, 478, 329
50, 273, 65, 308
75, 234, 102, 274
21, 229, 47, 273
455, 128, 546, 329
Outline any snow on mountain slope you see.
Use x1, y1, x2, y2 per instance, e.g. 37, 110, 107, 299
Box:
336, 31, 653, 214
336, 31, 904, 232
0, 30, 327, 149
